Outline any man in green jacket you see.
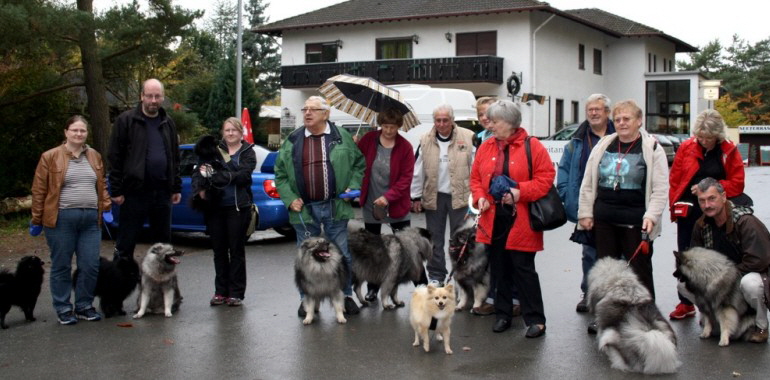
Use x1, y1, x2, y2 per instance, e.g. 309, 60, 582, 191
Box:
275, 96, 365, 318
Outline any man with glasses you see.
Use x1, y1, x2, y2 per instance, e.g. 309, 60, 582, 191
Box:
557, 94, 614, 317
411, 104, 475, 286
275, 95, 365, 317
108, 78, 181, 260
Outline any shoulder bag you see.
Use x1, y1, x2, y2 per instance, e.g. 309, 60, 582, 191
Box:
525, 137, 567, 231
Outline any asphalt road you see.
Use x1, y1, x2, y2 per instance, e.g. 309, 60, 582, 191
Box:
2, 168, 770, 379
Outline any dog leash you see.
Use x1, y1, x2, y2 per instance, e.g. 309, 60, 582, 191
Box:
626, 232, 651, 266
445, 213, 481, 283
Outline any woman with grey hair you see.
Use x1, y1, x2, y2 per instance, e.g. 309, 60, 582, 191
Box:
667, 109, 746, 319
469, 99, 554, 338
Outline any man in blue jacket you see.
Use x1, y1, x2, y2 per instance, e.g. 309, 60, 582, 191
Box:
557, 94, 614, 314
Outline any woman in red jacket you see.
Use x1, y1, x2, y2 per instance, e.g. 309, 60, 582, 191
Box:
668, 109, 745, 319
357, 108, 421, 300
470, 100, 554, 338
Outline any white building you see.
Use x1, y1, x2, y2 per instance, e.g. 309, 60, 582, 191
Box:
257, 0, 702, 137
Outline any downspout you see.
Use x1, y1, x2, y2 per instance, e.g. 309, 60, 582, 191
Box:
530, 14, 555, 135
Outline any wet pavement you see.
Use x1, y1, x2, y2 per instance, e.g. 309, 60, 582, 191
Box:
2, 168, 770, 379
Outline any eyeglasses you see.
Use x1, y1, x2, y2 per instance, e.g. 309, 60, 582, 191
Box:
301, 108, 326, 113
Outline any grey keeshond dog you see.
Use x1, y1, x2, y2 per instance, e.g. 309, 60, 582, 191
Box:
448, 220, 490, 311
587, 257, 680, 374
348, 227, 432, 310
133, 243, 184, 319
674, 247, 755, 346
294, 237, 347, 325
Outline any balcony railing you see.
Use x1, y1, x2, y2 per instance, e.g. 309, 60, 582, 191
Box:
281, 56, 504, 88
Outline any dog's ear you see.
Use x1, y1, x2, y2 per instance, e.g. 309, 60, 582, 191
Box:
417, 228, 431, 240
444, 284, 454, 293
427, 284, 436, 293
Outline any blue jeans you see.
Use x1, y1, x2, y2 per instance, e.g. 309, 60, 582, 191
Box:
580, 244, 597, 294
44, 208, 101, 314
292, 200, 353, 296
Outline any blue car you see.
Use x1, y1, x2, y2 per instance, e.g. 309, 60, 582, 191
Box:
105, 144, 293, 237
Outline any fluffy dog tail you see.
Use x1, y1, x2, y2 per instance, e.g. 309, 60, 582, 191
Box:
627, 329, 681, 374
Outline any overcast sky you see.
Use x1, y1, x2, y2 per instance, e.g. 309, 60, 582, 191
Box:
94, 0, 769, 51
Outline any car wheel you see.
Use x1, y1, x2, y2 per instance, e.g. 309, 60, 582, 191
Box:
273, 226, 296, 239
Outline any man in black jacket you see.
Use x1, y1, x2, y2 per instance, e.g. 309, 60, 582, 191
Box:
108, 78, 181, 259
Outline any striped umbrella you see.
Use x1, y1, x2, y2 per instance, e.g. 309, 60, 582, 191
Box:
318, 74, 420, 132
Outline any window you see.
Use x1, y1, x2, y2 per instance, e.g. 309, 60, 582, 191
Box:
456, 31, 497, 56
555, 99, 564, 131
578, 44, 585, 70
376, 38, 413, 59
663, 58, 667, 72
669, 60, 674, 72
305, 42, 338, 63
646, 80, 691, 134
593, 49, 602, 75
648, 53, 652, 72
653, 54, 657, 72
572, 101, 579, 123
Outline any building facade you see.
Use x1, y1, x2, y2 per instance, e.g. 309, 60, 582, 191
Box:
257, 0, 702, 137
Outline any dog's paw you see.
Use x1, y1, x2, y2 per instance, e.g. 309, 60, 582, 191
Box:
1, 324, 8, 330
445, 348, 453, 355
436, 333, 444, 341
27, 317, 36, 322
412, 340, 420, 347
302, 317, 313, 325
718, 338, 730, 346
423, 343, 430, 353
395, 301, 405, 308
383, 304, 396, 310
700, 328, 711, 339
164, 311, 173, 318
132, 312, 144, 319
336, 316, 347, 324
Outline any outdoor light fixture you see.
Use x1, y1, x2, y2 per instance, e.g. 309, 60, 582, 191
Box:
335, 39, 343, 49
412, 34, 419, 44
445, 32, 452, 43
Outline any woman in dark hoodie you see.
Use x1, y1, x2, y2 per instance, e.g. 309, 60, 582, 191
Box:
193, 117, 256, 307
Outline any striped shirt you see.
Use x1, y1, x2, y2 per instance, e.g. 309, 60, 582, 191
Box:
59, 155, 98, 210
302, 134, 331, 201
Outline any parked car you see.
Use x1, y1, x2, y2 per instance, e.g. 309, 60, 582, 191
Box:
105, 144, 293, 238
543, 124, 675, 165
542, 123, 579, 140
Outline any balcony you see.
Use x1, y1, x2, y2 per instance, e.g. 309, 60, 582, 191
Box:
281, 56, 504, 88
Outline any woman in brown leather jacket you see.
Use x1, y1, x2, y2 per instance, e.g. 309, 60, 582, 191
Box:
30, 115, 111, 325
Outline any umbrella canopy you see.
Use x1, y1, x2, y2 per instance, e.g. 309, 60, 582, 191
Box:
318, 74, 420, 131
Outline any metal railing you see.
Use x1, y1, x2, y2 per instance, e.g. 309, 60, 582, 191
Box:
281, 56, 504, 88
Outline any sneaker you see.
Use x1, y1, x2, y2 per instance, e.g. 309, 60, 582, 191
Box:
75, 308, 102, 321
210, 295, 227, 306
576, 293, 589, 313
57, 311, 77, 325
669, 303, 696, 320
748, 326, 769, 343
344, 297, 360, 315
470, 302, 495, 316
226, 297, 243, 307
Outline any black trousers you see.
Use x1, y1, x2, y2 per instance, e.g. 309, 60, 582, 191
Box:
488, 211, 545, 326
674, 205, 702, 305
594, 219, 655, 299
115, 189, 172, 259
207, 206, 251, 299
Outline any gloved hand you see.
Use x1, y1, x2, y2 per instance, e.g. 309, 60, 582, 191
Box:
29, 221, 43, 237
339, 189, 361, 199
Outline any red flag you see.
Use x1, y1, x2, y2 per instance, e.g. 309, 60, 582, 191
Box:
241, 108, 254, 143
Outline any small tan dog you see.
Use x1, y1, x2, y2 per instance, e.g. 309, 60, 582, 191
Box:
410, 284, 456, 354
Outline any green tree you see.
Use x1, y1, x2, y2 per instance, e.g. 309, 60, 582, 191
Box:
243, 0, 281, 101
203, 52, 261, 132
677, 39, 722, 74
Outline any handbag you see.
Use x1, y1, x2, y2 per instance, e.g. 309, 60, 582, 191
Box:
525, 137, 567, 231
245, 204, 257, 236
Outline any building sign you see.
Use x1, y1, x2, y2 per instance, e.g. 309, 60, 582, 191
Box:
739, 125, 770, 134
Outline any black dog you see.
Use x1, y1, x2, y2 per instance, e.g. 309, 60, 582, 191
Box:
0, 256, 45, 329
191, 135, 226, 211
74, 256, 140, 318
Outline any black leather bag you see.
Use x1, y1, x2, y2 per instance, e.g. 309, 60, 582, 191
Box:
525, 137, 567, 231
